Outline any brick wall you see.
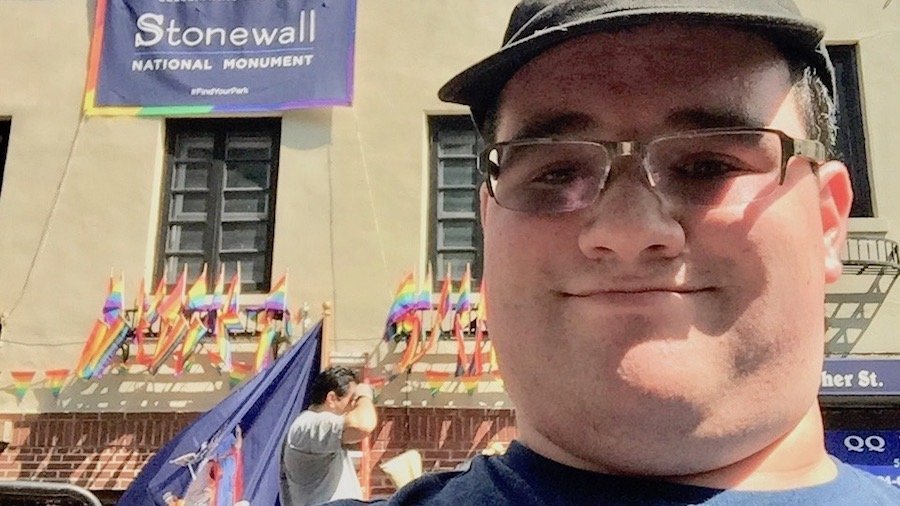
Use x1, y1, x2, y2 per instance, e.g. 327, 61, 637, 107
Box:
0, 407, 517, 498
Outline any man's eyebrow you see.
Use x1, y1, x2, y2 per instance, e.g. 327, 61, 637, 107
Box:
507, 112, 597, 140
664, 108, 766, 130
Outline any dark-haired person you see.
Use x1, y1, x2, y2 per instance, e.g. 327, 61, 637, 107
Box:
280, 366, 377, 506
333, 1, 900, 504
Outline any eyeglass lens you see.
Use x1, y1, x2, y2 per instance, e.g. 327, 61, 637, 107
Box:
484, 131, 788, 213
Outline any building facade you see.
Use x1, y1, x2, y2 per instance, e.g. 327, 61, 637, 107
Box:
0, 0, 897, 500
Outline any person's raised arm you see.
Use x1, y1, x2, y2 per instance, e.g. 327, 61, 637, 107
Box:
342, 383, 377, 444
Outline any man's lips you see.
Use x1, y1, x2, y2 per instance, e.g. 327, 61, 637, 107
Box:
560, 287, 715, 297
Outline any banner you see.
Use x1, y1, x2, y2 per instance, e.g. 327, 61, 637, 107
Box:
825, 431, 900, 488
85, 0, 357, 116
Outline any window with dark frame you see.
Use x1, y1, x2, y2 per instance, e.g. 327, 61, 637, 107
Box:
0, 120, 10, 196
828, 44, 873, 218
158, 118, 280, 293
429, 116, 483, 286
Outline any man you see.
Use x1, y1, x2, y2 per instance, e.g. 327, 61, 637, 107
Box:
334, 1, 900, 504
281, 366, 377, 505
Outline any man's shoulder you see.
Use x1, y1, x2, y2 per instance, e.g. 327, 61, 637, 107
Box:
326, 454, 532, 505
829, 460, 900, 501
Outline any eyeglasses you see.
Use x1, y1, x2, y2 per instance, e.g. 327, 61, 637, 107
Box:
479, 127, 826, 214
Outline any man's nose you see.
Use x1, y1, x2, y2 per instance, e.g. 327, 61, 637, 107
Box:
577, 163, 685, 264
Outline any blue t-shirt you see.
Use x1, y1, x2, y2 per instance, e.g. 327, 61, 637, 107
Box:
332, 440, 900, 505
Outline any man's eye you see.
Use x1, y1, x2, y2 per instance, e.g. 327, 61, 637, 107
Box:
671, 157, 743, 179
531, 165, 583, 185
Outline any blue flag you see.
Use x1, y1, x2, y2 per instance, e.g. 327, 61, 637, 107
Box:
120, 322, 322, 505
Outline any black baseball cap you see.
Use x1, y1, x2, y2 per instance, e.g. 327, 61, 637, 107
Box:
438, 0, 835, 129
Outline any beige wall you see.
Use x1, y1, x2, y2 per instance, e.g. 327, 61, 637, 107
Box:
0, 0, 896, 413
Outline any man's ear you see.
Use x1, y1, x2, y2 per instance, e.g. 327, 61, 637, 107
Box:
818, 161, 853, 284
479, 183, 490, 227
325, 391, 337, 406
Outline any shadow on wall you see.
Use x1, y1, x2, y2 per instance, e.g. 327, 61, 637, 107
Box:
826, 236, 900, 354
363, 337, 511, 409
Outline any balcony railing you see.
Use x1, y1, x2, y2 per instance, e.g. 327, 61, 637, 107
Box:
841, 236, 900, 275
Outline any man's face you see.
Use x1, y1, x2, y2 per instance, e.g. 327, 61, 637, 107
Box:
482, 24, 850, 474
325, 381, 358, 415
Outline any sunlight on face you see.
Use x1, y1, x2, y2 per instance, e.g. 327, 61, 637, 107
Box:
483, 23, 832, 475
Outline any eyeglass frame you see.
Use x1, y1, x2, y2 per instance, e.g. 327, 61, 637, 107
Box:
478, 127, 828, 213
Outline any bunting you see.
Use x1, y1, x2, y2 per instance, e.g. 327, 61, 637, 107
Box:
10, 371, 35, 401
45, 369, 70, 399
460, 374, 480, 395
424, 370, 451, 396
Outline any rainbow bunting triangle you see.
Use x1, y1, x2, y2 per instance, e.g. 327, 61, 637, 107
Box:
44, 369, 70, 399
10, 371, 36, 401
424, 370, 451, 397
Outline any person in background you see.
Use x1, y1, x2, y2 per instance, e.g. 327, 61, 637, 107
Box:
281, 366, 377, 506
332, 0, 900, 504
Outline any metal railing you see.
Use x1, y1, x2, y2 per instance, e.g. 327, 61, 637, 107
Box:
0, 480, 102, 506
841, 236, 900, 275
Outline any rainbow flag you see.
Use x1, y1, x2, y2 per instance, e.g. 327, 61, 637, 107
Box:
228, 361, 253, 389
177, 314, 208, 373
424, 370, 451, 396
11, 371, 35, 401
209, 265, 225, 312
383, 272, 417, 340
214, 317, 233, 372
409, 316, 442, 368
221, 268, 243, 333
264, 273, 288, 312
76, 319, 109, 378
89, 316, 131, 380
157, 265, 187, 322
454, 263, 473, 321
468, 279, 488, 376
393, 314, 421, 375
415, 265, 433, 311
453, 312, 469, 377
436, 266, 452, 322
44, 369, 69, 399
186, 264, 209, 311
102, 273, 125, 325
144, 277, 167, 326
253, 324, 278, 373
148, 315, 189, 375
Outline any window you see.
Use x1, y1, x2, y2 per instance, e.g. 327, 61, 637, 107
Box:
158, 118, 280, 292
429, 116, 483, 284
0, 120, 10, 195
829, 44, 872, 217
